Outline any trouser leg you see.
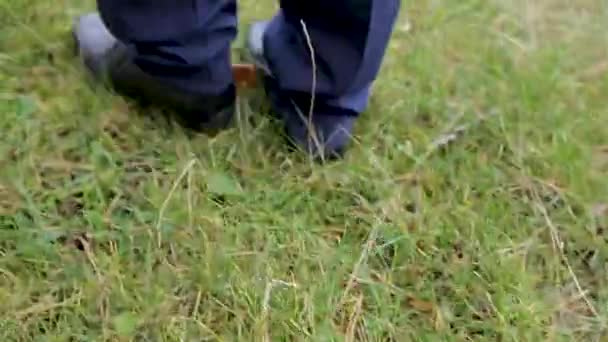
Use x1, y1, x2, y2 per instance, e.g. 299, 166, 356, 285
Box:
263, 0, 400, 114
97, 0, 237, 96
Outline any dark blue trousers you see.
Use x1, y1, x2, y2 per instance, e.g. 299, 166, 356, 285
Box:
97, 0, 400, 114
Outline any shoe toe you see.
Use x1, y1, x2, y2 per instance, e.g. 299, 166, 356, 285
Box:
285, 111, 355, 159
263, 76, 355, 159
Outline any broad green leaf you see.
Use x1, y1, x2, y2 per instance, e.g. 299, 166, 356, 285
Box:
16, 95, 36, 117
112, 312, 138, 336
206, 172, 241, 196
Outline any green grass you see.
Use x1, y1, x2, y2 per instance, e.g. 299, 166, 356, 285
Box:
1, 0, 608, 340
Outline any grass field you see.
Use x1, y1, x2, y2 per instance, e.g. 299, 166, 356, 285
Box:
1, 0, 608, 340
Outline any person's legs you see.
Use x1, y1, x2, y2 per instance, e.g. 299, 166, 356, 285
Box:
74, 0, 237, 131
249, 0, 400, 158
74, 0, 399, 157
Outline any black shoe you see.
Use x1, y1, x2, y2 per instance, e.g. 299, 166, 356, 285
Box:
73, 13, 235, 133
248, 21, 356, 160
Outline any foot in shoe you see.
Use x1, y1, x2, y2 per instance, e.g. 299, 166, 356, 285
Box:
247, 20, 355, 159
73, 13, 235, 132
